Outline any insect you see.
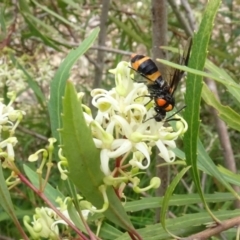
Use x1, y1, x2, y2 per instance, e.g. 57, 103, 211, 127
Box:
130, 39, 192, 122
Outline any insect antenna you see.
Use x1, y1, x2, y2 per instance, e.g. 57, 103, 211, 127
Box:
165, 105, 186, 122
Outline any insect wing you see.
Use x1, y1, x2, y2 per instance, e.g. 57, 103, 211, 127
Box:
170, 38, 192, 95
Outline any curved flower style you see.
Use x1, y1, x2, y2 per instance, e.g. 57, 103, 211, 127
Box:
23, 197, 95, 239
24, 207, 59, 239
82, 61, 187, 182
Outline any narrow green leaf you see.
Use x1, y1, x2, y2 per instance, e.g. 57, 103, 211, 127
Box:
9, 54, 46, 107
0, 164, 20, 230
48, 28, 99, 142
0, 8, 6, 33
19, 0, 31, 13
67, 201, 86, 232
19, 0, 62, 52
31, 0, 83, 31
173, 143, 240, 195
157, 59, 240, 90
183, 0, 221, 221
160, 166, 191, 239
60, 81, 135, 232
99, 222, 123, 239
197, 140, 239, 198
23, 164, 64, 206
125, 192, 237, 212
217, 165, 240, 184
24, 13, 58, 35
109, 15, 151, 48
202, 83, 240, 131
0, 209, 34, 221
61, 0, 83, 11
205, 59, 240, 103
21, 14, 62, 51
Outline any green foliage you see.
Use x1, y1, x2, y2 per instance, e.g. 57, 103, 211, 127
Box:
117, 209, 240, 240
0, 0, 240, 239
0, 165, 20, 231
202, 83, 240, 131
23, 164, 64, 206
160, 166, 191, 238
183, 0, 221, 220
60, 81, 134, 231
48, 28, 100, 142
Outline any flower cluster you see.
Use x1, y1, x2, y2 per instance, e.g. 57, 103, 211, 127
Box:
0, 48, 56, 94
81, 61, 187, 192
23, 197, 95, 240
0, 92, 25, 171
24, 207, 60, 240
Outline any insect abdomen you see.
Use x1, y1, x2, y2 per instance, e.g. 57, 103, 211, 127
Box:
131, 54, 161, 82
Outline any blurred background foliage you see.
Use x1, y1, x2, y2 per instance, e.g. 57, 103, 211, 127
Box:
0, 0, 240, 238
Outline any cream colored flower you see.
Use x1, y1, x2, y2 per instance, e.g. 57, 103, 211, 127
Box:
83, 61, 188, 178
0, 93, 25, 167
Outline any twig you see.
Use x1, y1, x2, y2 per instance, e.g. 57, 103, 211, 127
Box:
85, 54, 100, 69
0, 236, 16, 240
18, 173, 89, 239
92, 0, 111, 89
180, 0, 196, 31
151, 0, 168, 74
49, 0, 78, 42
17, 126, 48, 141
151, 0, 169, 224
0, 0, 18, 49
168, 0, 193, 37
90, 46, 131, 56
67, 42, 132, 56
185, 216, 240, 240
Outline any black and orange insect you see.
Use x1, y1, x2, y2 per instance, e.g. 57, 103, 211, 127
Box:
130, 40, 192, 122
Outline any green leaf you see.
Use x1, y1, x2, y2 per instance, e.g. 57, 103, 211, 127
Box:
31, 0, 83, 31
125, 192, 236, 212
205, 59, 240, 103
156, 58, 240, 91
0, 209, 33, 221
67, 200, 86, 232
32, 0, 80, 30
0, 165, 22, 233
0, 7, 6, 34
23, 164, 64, 206
109, 15, 151, 48
23, 13, 59, 35
160, 166, 190, 239
202, 83, 240, 131
48, 27, 99, 143
217, 165, 240, 185
60, 81, 136, 233
197, 140, 239, 198
9, 54, 46, 107
99, 222, 123, 240
61, 0, 83, 11
173, 144, 240, 195
20, 13, 62, 51
19, 0, 66, 50
116, 209, 240, 240
183, 0, 221, 220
